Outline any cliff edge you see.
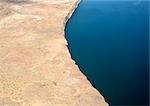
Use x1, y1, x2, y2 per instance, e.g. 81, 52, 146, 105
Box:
0, 0, 108, 105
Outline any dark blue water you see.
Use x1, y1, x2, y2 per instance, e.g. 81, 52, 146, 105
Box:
65, 0, 149, 105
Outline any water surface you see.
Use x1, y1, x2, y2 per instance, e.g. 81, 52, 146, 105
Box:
65, 0, 149, 105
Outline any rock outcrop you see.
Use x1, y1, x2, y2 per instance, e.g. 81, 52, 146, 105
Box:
0, 0, 108, 105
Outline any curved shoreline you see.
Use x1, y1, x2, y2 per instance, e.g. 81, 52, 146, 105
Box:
0, 0, 108, 105
64, 0, 108, 105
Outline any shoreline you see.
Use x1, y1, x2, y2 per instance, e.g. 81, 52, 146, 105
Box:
64, 0, 108, 105
0, 0, 108, 105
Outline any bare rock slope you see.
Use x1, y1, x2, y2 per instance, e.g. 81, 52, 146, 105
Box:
0, 0, 108, 105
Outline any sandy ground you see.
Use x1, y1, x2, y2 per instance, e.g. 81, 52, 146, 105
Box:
0, 0, 108, 105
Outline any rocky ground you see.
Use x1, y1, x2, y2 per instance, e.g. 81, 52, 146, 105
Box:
0, 0, 108, 105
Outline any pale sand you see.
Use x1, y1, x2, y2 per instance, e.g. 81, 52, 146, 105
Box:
0, 0, 108, 105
